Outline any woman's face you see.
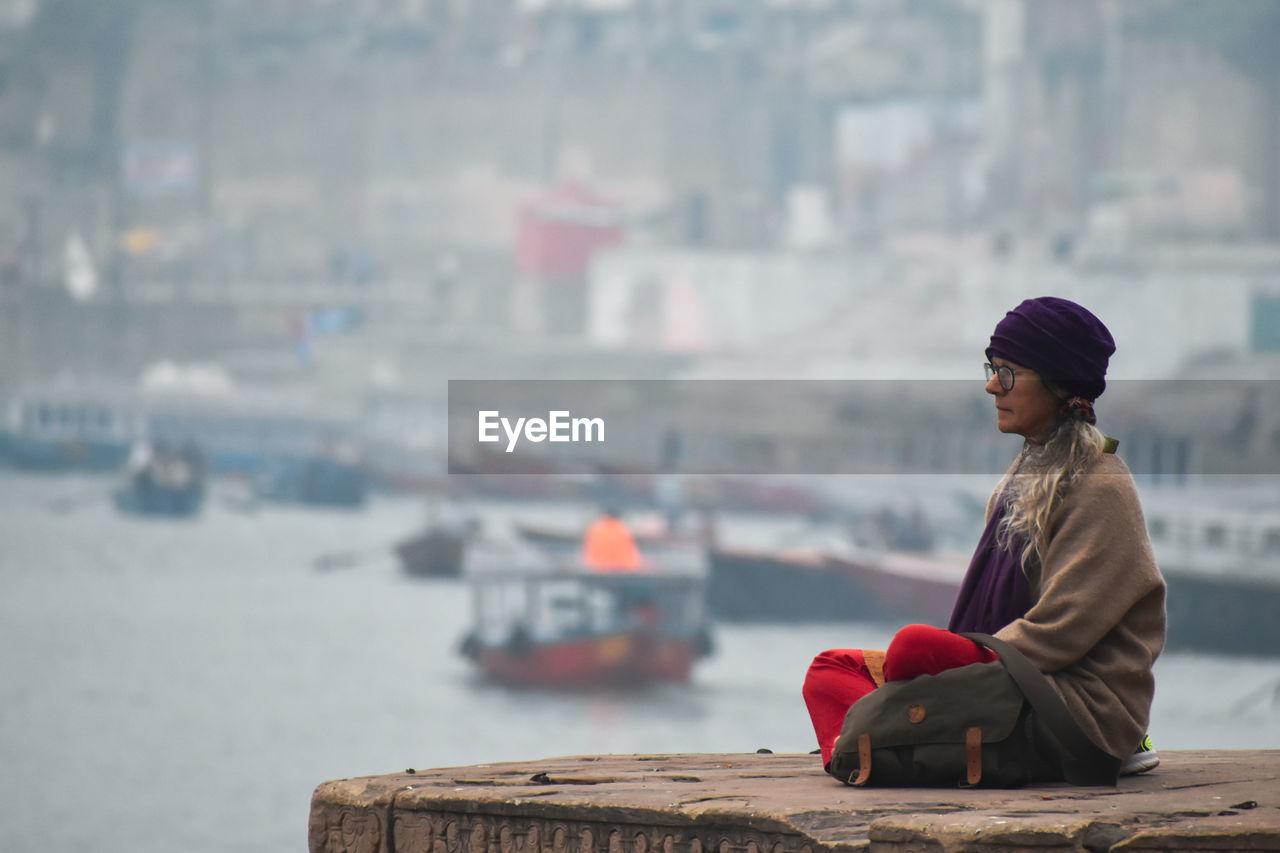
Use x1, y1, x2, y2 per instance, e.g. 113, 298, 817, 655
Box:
985, 357, 1063, 441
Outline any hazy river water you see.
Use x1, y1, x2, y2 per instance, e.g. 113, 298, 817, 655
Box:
2, 472, 1278, 853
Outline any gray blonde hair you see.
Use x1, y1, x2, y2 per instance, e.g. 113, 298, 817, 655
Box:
995, 415, 1107, 571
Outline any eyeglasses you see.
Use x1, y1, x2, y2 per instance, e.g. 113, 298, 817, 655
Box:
984, 362, 1032, 391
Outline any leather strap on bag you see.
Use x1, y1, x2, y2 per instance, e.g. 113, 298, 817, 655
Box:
960, 632, 1121, 785
965, 727, 983, 786
863, 649, 887, 687
852, 733, 873, 786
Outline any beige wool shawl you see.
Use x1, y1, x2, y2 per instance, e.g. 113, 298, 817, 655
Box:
993, 451, 1167, 759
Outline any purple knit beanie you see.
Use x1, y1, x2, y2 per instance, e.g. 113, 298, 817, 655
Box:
985, 297, 1115, 401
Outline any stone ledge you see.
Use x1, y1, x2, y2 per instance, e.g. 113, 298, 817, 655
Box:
309, 750, 1280, 853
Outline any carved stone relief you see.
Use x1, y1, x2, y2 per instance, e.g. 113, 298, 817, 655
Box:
309, 804, 386, 853
389, 810, 815, 853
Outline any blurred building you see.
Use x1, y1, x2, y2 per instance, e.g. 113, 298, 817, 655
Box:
0, 0, 1278, 388
981, 0, 1279, 251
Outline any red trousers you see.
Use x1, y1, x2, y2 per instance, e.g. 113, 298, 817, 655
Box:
802, 624, 998, 767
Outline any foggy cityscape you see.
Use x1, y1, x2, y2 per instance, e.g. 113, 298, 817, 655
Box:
1, 1, 1279, 852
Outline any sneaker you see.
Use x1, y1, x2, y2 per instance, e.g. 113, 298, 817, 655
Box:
1120, 734, 1159, 776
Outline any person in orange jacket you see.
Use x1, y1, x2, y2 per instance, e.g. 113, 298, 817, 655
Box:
580, 508, 644, 571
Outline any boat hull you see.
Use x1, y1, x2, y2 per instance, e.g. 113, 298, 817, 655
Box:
460, 567, 713, 689
705, 546, 965, 625
469, 630, 701, 688
395, 529, 466, 578
1164, 570, 1280, 657
3, 435, 131, 472
824, 553, 961, 626
113, 483, 205, 517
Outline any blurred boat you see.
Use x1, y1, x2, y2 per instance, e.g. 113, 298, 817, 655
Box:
1143, 490, 1280, 657
706, 546, 874, 622
710, 486, 1280, 659
1, 371, 365, 481
112, 440, 207, 518
1, 385, 138, 472
458, 569, 713, 688
826, 550, 964, 626
704, 543, 964, 625
394, 526, 468, 578
513, 519, 686, 553
395, 505, 483, 578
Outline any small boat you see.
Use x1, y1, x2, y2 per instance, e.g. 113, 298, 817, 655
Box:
395, 526, 468, 577
113, 441, 207, 517
113, 477, 205, 517
393, 502, 484, 578
458, 569, 714, 688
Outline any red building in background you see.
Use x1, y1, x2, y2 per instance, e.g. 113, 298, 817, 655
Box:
514, 182, 623, 335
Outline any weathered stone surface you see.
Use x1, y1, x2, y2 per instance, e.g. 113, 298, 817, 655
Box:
309, 751, 1280, 853
309, 776, 399, 853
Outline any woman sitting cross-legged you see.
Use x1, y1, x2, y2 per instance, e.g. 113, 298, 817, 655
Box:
802, 296, 1166, 780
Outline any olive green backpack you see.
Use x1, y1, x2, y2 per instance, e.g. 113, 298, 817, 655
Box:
828, 633, 1121, 788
